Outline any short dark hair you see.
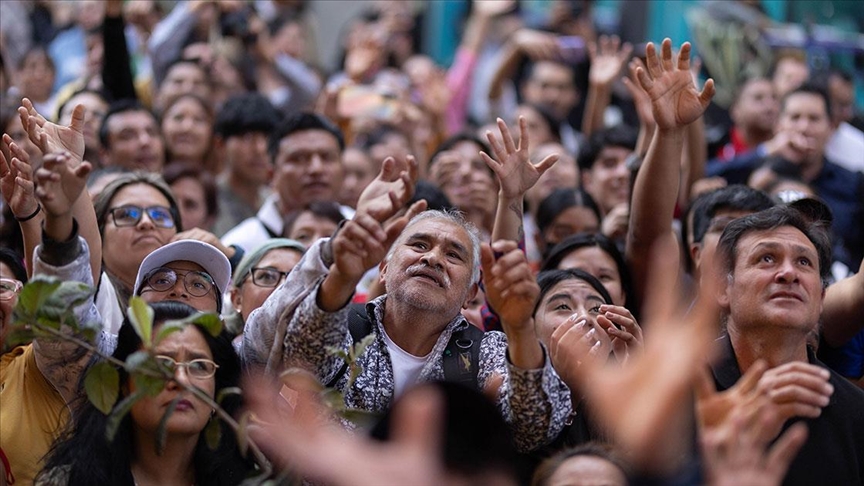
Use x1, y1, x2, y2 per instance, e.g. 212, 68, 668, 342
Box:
162, 162, 219, 220
782, 82, 832, 120
689, 185, 775, 245
535, 268, 613, 315
0, 248, 28, 284
214, 93, 280, 138
98, 99, 158, 150
577, 125, 638, 171
428, 133, 492, 175
717, 205, 833, 287
282, 201, 345, 238
267, 112, 345, 162
536, 188, 602, 235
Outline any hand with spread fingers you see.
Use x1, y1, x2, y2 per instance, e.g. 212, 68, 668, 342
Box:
18, 98, 86, 160
481, 117, 559, 199
635, 38, 715, 131
622, 57, 655, 129
34, 152, 92, 219
598, 304, 642, 365
588, 35, 633, 87
0, 135, 39, 221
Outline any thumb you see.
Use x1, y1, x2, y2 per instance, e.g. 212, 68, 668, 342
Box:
74, 161, 93, 179
535, 154, 560, 175
70, 104, 86, 133
479, 243, 495, 277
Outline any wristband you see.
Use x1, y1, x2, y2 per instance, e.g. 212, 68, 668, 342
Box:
14, 203, 41, 222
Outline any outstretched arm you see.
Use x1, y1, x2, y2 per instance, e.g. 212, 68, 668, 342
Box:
582, 35, 632, 136
0, 136, 41, 277
624, 39, 714, 305
820, 259, 864, 348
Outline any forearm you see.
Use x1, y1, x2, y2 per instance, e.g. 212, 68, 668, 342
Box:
274, 54, 322, 109
102, 14, 138, 102
72, 187, 102, 285
317, 268, 360, 312
679, 117, 706, 209
821, 272, 864, 347
460, 12, 491, 54
626, 127, 684, 304
147, 2, 197, 85
488, 42, 521, 102
581, 82, 613, 136
506, 326, 544, 370
18, 213, 43, 278
491, 192, 524, 243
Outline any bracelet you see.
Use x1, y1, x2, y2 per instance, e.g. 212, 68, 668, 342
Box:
14, 203, 41, 222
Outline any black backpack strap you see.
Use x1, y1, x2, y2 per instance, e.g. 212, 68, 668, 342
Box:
442, 323, 485, 391
325, 303, 373, 388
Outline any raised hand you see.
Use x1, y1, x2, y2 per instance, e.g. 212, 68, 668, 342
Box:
356, 155, 420, 223
479, 240, 543, 369
34, 152, 92, 219
513, 29, 560, 60
635, 39, 715, 131
549, 313, 613, 391
588, 35, 633, 87
622, 57, 655, 128
0, 135, 39, 220
18, 98, 86, 160
481, 117, 559, 199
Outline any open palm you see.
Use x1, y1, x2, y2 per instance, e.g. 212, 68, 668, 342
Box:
481, 117, 558, 199
19, 98, 85, 160
635, 40, 714, 131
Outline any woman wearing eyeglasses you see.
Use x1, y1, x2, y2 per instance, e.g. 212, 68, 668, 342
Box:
37, 301, 254, 486
226, 239, 306, 338
92, 172, 184, 332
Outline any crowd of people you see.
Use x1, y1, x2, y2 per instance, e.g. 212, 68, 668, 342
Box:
1, 0, 863, 485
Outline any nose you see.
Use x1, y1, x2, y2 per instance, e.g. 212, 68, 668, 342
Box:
420, 249, 444, 270
308, 154, 325, 174
774, 259, 800, 284
167, 277, 190, 299
136, 211, 156, 230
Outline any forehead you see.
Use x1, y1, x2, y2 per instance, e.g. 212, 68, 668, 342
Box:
107, 110, 158, 132
559, 246, 617, 272
257, 247, 303, 267
166, 63, 205, 81
165, 97, 208, 117
529, 62, 574, 84
293, 211, 337, 229
0, 262, 13, 277
278, 129, 340, 155
542, 279, 604, 304
111, 183, 171, 207
401, 217, 472, 247
152, 323, 212, 357
739, 79, 773, 98
596, 146, 632, 163
782, 93, 827, 116
734, 226, 818, 261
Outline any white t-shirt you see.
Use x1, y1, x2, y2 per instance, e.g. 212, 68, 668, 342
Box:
382, 327, 431, 398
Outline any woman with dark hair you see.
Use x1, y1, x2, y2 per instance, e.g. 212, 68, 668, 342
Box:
92, 172, 183, 331
160, 93, 217, 174
163, 162, 219, 232
535, 188, 602, 259
37, 301, 253, 486
540, 233, 634, 312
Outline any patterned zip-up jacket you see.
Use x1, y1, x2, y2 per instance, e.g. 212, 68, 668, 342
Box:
242, 238, 572, 452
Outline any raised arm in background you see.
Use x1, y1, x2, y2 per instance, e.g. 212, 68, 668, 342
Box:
624, 39, 714, 305
581, 35, 632, 136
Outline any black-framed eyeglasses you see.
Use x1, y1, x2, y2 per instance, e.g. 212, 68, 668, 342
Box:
142, 267, 215, 297
109, 205, 175, 228
155, 355, 219, 379
0, 278, 23, 301
248, 267, 290, 288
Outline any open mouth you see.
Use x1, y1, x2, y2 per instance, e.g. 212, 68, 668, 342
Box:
410, 269, 443, 287
770, 291, 803, 302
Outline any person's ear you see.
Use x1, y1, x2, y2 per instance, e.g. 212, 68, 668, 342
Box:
230, 286, 242, 314
690, 243, 703, 272
462, 282, 479, 309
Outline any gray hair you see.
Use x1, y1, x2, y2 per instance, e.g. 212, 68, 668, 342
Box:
387, 209, 482, 284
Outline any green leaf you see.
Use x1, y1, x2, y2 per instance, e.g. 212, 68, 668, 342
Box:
106, 389, 145, 442
156, 397, 181, 455
324, 346, 349, 361
237, 411, 250, 457
205, 415, 221, 450
351, 333, 376, 360
154, 319, 186, 344
15, 277, 61, 315
128, 297, 154, 348
216, 387, 242, 404
3, 328, 36, 350
84, 362, 120, 415
191, 313, 223, 337
339, 408, 380, 429
133, 372, 166, 397
320, 388, 345, 412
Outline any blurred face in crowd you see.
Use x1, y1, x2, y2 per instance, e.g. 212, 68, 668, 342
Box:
534, 276, 609, 348
223, 131, 272, 186
542, 454, 628, 486
340, 147, 376, 208
526, 143, 578, 213
161, 96, 213, 164
772, 57, 808, 99
16, 49, 54, 103
129, 324, 215, 437
432, 141, 497, 226
556, 246, 625, 307
285, 210, 340, 248
522, 61, 578, 121
691, 208, 753, 281
273, 129, 344, 211
539, 207, 600, 253
158, 62, 211, 110
170, 176, 211, 231
514, 105, 556, 148
581, 146, 631, 215
731, 78, 778, 135
272, 20, 307, 59
231, 247, 303, 323
720, 226, 824, 336
368, 131, 411, 168
102, 109, 165, 172
102, 183, 177, 288
3, 113, 42, 165
777, 92, 832, 164
59, 92, 109, 153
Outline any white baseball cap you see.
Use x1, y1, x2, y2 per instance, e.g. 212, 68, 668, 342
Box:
133, 240, 231, 309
